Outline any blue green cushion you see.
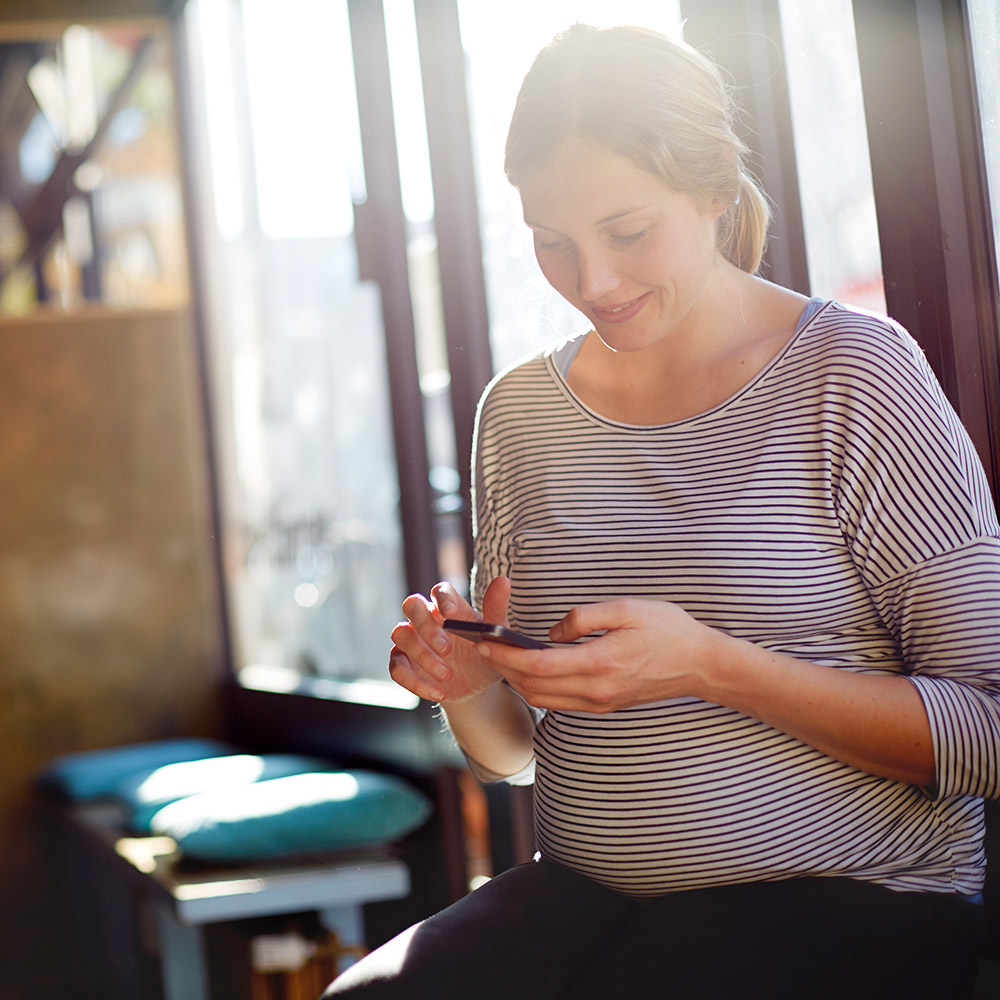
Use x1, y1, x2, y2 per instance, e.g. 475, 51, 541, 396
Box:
38, 739, 240, 801
114, 754, 342, 833
148, 770, 432, 861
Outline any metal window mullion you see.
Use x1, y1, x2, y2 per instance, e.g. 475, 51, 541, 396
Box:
413, 0, 494, 562
680, 0, 810, 294
348, 0, 439, 594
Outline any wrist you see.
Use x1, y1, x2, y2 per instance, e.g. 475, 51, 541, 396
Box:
692, 628, 756, 707
440, 675, 503, 710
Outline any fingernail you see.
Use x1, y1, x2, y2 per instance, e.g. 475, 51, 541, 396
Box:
478, 644, 492, 659
437, 593, 455, 614
432, 632, 450, 655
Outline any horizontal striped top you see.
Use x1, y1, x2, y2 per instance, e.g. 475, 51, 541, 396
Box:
469, 299, 1000, 898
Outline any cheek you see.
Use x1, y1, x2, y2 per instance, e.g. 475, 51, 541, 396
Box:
641, 234, 706, 282
536, 254, 576, 296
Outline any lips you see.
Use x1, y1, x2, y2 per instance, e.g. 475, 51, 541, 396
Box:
590, 292, 650, 324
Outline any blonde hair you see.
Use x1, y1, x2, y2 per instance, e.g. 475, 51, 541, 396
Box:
504, 24, 771, 273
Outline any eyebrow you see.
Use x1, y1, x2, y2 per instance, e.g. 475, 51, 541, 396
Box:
524, 205, 650, 231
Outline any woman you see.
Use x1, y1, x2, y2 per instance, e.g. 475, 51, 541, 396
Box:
325, 23, 998, 998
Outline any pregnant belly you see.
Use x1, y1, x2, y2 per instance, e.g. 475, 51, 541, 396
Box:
531, 704, 938, 897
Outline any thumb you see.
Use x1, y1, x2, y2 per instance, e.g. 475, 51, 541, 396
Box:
481, 576, 511, 626
549, 600, 625, 643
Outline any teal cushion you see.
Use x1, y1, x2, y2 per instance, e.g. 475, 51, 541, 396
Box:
149, 770, 432, 861
115, 754, 343, 833
38, 739, 240, 801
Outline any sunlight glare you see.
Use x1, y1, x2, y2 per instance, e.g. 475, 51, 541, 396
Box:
243, 0, 362, 239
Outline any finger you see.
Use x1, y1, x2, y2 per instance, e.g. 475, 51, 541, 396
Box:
388, 647, 447, 703
492, 652, 623, 713
481, 576, 512, 627
401, 592, 439, 628
478, 640, 622, 706
429, 581, 479, 622
549, 600, 630, 643
400, 592, 456, 658
391, 620, 452, 679
475, 643, 569, 691
506, 686, 620, 714
478, 639, 583, 675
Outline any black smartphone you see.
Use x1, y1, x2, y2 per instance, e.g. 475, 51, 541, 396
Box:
442, 619, 549, 649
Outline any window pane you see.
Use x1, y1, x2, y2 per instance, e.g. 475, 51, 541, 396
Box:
968, 0, 1000, 289
779, 0, 885, 311
458, 2, 683, 372
184, 0, 412, 702
0, 26, 188, 314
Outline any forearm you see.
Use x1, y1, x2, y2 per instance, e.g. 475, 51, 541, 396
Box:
442, 682, 537, 779
702, 632, 936, 787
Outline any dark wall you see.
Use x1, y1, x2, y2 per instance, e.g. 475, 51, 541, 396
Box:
0, 0, 175, 22
0, 307, 227, 999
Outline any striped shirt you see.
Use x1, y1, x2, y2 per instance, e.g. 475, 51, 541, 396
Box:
470, 299, 1000, 898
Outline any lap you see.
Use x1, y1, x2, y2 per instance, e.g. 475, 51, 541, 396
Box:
563, 876, 983, 999
323, 859, 637, 999
324, 862, 984, 1000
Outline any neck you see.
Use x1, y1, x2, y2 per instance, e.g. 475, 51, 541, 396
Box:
566, 271, 807, 424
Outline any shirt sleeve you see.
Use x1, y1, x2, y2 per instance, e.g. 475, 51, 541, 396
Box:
469, 375, 510, 611
464, 376, 542, 784
872, 539, 1000, 800
457, 689, 543, 785
832, 312, 1000, 800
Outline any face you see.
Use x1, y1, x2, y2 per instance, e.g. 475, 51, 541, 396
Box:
519, 135, 725, 354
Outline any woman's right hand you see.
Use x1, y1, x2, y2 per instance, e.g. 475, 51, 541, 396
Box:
389, 576, 512, 704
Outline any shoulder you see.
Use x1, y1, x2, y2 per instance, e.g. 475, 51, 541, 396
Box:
791, 299, 942, 405
799, 302, 995, 521
476, 334, 583, 416
799, 300, 926, 368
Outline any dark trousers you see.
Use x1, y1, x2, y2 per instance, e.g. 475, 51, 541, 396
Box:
323, 860, 983, 999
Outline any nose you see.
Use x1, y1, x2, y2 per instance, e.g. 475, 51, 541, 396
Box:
575, 246, 621, 302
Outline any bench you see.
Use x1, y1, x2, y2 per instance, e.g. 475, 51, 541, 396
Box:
54, 800, 410, 1000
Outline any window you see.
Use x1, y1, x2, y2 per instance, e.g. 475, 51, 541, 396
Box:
182, 0, 688, 697
0, 24, 188, 314
968, 0, 1000, 292
179, 0, 1000, 713
457, 1, 683, 371
779, 0, 884, 311
184, 0, 414, 703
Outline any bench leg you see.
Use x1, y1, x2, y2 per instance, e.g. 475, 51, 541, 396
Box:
319, 905, 367, 972
152, 900, 212, 1000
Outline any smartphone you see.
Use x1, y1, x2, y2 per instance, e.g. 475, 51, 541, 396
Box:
442, 619, 549, 649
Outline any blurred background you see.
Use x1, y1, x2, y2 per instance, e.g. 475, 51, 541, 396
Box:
0, 0, 998, 997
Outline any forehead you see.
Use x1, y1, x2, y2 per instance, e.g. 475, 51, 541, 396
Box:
518, 134, 682, 230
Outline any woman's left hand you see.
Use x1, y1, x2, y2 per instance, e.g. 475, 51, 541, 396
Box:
480, 598, 720, 712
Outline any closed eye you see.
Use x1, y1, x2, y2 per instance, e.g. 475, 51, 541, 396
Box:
610, 230, 648, 247
534, 234, 570, 252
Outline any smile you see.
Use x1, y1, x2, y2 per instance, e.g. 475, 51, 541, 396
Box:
590, 293, 649, 323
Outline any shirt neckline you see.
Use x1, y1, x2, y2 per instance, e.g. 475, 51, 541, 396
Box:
547, 296, 831, 431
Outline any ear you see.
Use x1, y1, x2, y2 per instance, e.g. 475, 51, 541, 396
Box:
704, 196, 728, 220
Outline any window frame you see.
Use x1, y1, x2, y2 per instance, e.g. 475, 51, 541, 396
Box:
174, 0, 1000, 903
852, 0, 1000, 501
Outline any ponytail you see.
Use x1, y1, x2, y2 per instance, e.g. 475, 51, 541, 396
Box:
717, 170, 771, 273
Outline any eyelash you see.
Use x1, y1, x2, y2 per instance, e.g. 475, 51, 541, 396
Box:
535, 230, 649, 252
611, 230, 647, 247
